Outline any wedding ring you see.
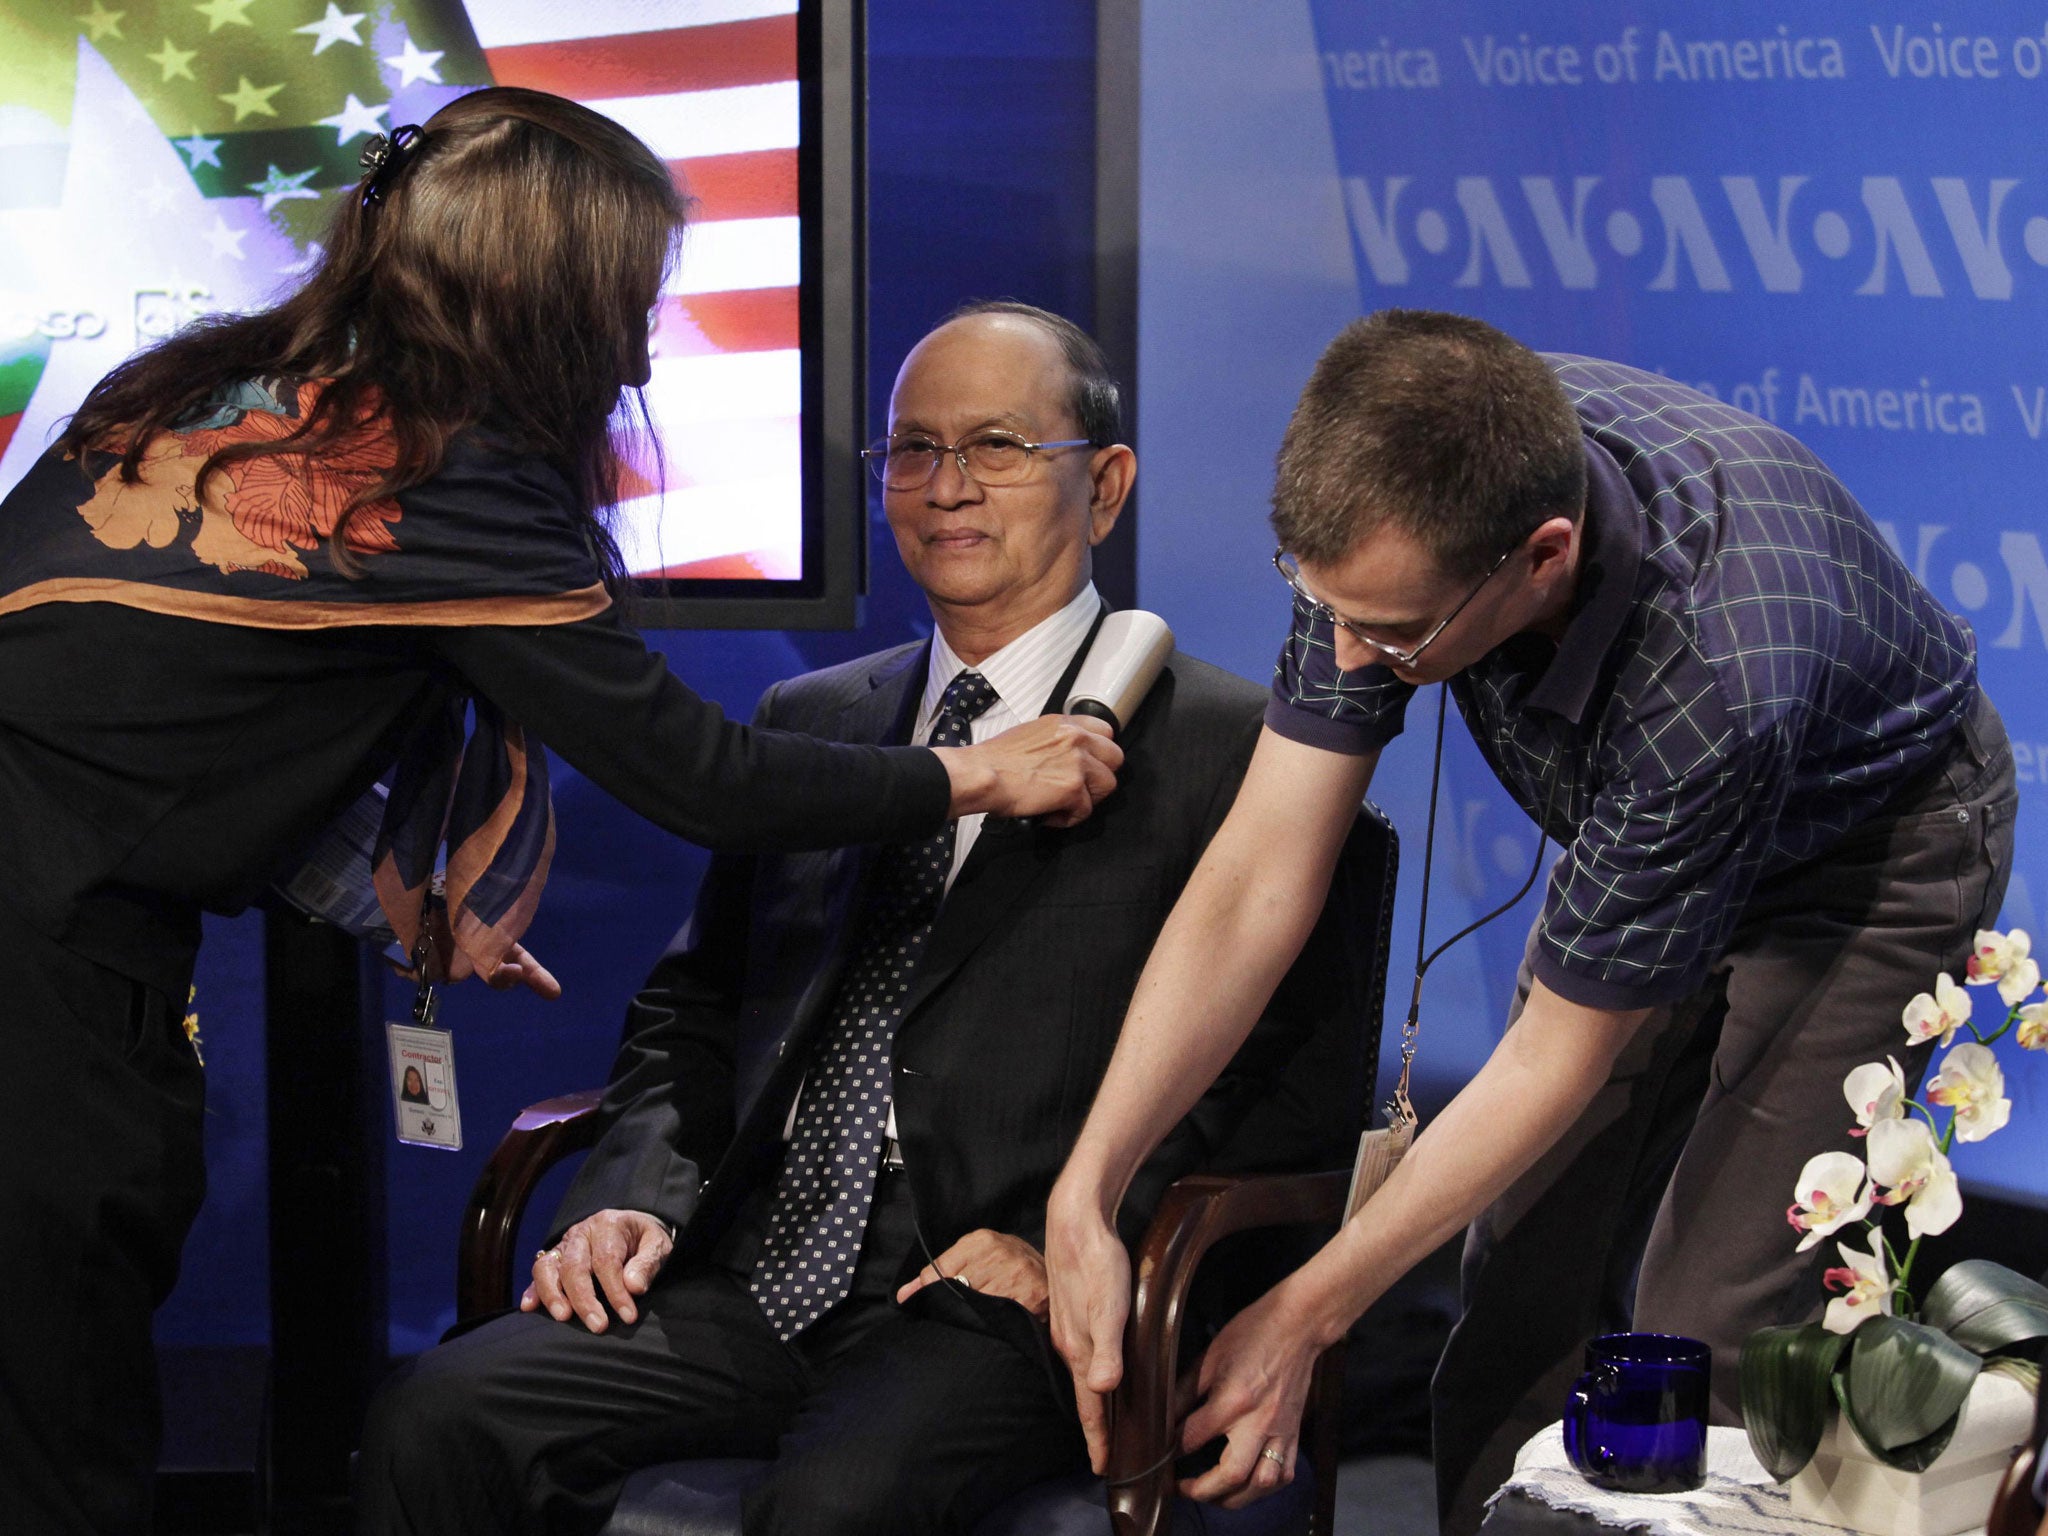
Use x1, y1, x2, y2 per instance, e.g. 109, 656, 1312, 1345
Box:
957, 1274, 975, 1290
1260, 1447, 1286, 1465
536, 1247, 560, 1262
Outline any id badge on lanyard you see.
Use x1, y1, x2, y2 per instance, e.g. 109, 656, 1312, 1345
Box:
387, 903, 462, 1150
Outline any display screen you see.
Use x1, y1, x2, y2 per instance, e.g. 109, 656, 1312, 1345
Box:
0, 0, 812, 587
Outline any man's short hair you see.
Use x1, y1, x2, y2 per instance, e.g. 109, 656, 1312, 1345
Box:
1270, 310, 1587, 578
943, 300, 1123, 447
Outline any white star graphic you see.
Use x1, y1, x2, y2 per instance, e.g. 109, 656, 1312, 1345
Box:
174, 130, 222, 169
142, 178, 176, 214
246, 163, 321, 213
315, 92, 387, 146
294, 2, 365, 54
204, 213, 248, 260
382, 35, 444, 87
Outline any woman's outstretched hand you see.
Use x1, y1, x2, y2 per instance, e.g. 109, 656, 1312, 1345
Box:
935, 715, 1123, 827
425, 904, 564, 999
485, 942, 562, 998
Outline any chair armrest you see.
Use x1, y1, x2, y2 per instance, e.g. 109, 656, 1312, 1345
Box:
1105, 1169, 1351, 1536
456, 1088, 608, 1321
1987, 1444, 2042, 1536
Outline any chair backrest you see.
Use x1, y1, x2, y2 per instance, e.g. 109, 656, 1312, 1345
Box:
1188, 802, 1397, 1327
1208, 800, 1399, 1178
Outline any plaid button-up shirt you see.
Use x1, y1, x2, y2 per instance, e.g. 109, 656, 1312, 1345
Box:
1266, 355, 1980, 1011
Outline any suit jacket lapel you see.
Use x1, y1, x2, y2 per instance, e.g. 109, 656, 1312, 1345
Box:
897, 607, 1108, 1028
731, 644, 926, 1121
848, 641, 928, 749
897, 822, 1057, 1027
818, 642, 926, 954
785, 639, 926, 986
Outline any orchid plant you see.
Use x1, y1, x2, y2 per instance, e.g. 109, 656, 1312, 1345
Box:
1742, 929, 2048, 1480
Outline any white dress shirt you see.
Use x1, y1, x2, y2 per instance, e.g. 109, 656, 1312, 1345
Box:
915, 580, 1103, 892
786, 582, 1104, 1145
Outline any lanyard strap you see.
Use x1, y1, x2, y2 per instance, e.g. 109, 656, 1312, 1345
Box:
410, 881, 443, 1027
1393, 685, 1562, 1128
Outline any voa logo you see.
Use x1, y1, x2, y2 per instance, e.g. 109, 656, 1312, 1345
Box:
1344, 174, 2048, 297
1876, 522, 2048, 653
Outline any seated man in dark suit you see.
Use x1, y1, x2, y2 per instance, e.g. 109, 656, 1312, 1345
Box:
356, 302, 1372, 1536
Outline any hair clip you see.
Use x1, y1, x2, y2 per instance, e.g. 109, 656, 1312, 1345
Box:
358, 124, 423, 209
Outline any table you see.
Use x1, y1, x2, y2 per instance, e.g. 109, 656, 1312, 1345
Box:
1477, 1424, 1988, 1536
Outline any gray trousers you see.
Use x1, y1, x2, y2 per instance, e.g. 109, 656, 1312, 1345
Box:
1433, 694, 2018, 1535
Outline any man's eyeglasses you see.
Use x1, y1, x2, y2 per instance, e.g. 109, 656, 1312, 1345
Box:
862, 431, 1092, 492
1272, 543, 1516, 668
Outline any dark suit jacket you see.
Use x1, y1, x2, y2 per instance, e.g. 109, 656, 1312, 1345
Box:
551, 634, 1388, 1280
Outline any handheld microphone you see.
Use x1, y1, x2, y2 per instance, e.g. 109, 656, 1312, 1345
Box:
1062, 609, 1174, 737
982, 610, 1175, 837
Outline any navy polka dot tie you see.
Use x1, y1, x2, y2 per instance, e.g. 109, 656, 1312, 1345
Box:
748, 668, 1001, 1340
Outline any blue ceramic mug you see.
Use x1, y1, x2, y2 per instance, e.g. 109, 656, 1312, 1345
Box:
1561, 1333, 1710, 1494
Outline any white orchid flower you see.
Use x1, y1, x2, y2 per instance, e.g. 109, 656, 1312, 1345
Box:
1926, 1043, 2012, 1143
1966, 928, 2031, 986
1821, 1239, 1892, 1334
1842, 1057, 1907, 1136
2018, 1002, 2048, 1053
1902, 973, 1972, 1047
1998, 958, 2042, 1009
1867, 1117, 1963, 1238
1786, 1151, 1872, 1251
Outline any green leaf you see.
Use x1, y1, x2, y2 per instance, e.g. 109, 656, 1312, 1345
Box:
1741, 1323, 1850, 1480
1841, 1315, 1981, 1461
1920, 1260, 2048, 1354
1833, 1371, 1962, 1472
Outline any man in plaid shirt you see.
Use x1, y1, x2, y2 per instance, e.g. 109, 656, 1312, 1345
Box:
1043, 311, 2017, 1531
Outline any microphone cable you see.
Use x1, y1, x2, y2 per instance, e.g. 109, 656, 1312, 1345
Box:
1388, 684, 1563, 1123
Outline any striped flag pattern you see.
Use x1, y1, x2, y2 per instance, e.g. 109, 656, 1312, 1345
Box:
459, 0, 804, 578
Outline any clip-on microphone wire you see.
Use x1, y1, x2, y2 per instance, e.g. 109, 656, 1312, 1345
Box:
1401, 685, 1563, 1090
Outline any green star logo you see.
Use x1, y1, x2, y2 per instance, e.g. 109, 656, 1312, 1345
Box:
77, 2, 125, 42
146, 39, 199, 82
194, 0, 255, 34
218, 75, 284, 122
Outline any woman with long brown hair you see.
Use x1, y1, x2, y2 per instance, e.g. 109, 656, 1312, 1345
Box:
0, 87, 1117, 1534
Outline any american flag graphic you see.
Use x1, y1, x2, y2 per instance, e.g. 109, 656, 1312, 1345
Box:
0, 0, 804, 580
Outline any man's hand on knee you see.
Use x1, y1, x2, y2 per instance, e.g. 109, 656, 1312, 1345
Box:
523, 1209, 673, 1332
896, 1229, 1048, 1317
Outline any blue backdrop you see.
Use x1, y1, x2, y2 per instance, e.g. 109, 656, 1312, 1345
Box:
1137, 0, 2044, 1201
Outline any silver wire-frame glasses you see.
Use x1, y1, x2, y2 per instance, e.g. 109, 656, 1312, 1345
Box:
862, 430, 1092, 491
1272, 542, 1516, 667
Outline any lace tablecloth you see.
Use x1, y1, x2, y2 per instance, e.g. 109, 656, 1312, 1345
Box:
1485, 1423, 1985, 1536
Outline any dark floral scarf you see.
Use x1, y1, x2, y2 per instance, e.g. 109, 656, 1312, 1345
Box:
0, 377, 607, 976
